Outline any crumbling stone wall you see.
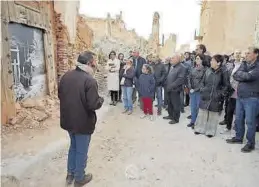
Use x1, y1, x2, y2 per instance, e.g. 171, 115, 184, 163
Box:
84, 13, 149, 57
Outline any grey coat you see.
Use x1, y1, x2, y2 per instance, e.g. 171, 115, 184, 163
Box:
166, 63, 187, 92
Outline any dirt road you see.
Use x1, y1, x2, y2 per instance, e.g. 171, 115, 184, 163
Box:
1, 103, 259, 187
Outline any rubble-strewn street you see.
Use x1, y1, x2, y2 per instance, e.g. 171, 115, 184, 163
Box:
2, 102, 259, 187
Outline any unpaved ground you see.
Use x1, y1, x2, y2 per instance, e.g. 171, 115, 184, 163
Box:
1, 103, 259, 187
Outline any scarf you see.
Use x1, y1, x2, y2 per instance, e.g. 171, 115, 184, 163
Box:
76, 62, 94, 76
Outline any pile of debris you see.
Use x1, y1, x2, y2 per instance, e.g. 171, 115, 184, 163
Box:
2, 96, 60, 134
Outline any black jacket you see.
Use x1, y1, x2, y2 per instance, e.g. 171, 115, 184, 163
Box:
120, 66, 135, 87
199, 67, 229, 112
166, 63, 186, 92
188, 65, 207, 92
233, 60, 259, 98
133, 56, 146, 79
58, 67, 104, 134
151, 62, 167, 87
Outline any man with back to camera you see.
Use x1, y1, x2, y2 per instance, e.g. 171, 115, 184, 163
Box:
58, 51, 104, 186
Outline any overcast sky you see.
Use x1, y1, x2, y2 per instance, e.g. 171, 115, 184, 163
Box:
79, 0, 201, 49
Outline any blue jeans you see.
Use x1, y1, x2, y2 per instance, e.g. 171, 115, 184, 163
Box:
67, 132, 91, 182
190, 91, 201, 124
156, 86, 163, 112
235, 97, 259, 146
122, 86, 133, 111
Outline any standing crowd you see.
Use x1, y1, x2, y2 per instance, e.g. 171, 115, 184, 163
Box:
58, 45, 259, 186
106, 45, 259, 153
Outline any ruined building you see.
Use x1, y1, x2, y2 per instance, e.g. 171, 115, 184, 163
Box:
1, 1, 94, 125
1, 1, 170, 126
83, 11, 149, 57
159, 34, 177, 59
196, 0, 259, 54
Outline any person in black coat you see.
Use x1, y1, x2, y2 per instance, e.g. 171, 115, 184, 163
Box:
226, 47, 259, 153
58, 51, 104, 186
194, 54, 229, 138
151, 55, 167, 115
132, 50, 147, 103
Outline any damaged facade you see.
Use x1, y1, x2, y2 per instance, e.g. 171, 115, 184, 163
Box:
1, 1, 94, 125
196, 0, 259, 54
1, 1, 170, 126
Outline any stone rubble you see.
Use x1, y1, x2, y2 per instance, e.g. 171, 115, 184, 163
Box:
3, 96, 60, 134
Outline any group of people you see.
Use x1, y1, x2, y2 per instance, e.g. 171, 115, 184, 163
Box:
106, 45, 259, 154
58, 44, 259, 186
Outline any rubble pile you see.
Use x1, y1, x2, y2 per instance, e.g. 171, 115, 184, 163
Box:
2, 96, 60, 134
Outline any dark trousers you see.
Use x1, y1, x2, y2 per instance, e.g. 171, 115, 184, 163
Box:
142, 97, 153, 115
132, 87, 137, 103
223, 97, 229, 121
119, 87, 122, 101
168, 91, 181, 122
226, 98, 236, 130
163, 87, 168, 106
185, 93, 190, 106
110, 91, 119, 102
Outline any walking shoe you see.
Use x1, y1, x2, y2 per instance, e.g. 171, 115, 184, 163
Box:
241, 144, 255, 153
140, 114, 147, 119
187, 115, 191, 119
163, 116, 171, 120
219, 120, 227, 125
74, 174, 93, 187
127, 110, 133, 115
169, 120, 179, 124
66, 174, 74, 185
187, 123, 194, 127
122, 109, 128, 113
206, 135, 213, 138
194, 131, 201, 135
226, 137, 243, 144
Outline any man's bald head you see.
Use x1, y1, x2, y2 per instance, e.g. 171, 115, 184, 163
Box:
170, 53, 181, 65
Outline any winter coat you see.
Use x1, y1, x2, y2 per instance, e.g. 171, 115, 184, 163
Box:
188, 65, 207, 92
58, 67, 104, 134
199, 67, 229, 112
120, 66, 135, 87
107, 58, 120, 91
137, 73, 155, 98
133, 56, 146, 79
233, 60, 259, 98
151, 62, 167, 87
166, 63, 187, 92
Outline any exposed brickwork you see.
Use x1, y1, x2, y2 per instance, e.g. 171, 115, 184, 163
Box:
55, 12, 70, 80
